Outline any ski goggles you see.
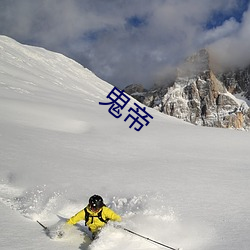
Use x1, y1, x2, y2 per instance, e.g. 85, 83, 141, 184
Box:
89, 204, 101, 212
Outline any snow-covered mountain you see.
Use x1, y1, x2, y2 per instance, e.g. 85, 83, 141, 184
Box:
0, 36, 250, 250
126, 49, 250, 130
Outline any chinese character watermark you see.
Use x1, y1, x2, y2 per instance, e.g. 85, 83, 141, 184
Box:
99, 87, 130, 118
99, 87, 153, 131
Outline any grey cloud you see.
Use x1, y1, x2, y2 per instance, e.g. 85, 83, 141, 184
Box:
0, 0, 249, 88
209, 6, 250, 69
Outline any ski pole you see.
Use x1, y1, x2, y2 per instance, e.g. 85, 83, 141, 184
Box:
37, 220, 48, 231
122, 227, 180, 250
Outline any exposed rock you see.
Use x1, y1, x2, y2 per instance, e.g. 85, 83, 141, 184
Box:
217, 66, 250, 99
124, 83, 147, 103
124, 83, 146, 95
125, 49, 250, 130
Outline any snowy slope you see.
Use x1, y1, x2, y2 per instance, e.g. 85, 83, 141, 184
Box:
0, 36, 250, 250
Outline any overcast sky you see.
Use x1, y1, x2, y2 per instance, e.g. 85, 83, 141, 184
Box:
0, 0, 249, 88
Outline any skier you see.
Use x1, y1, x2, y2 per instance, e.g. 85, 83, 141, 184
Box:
66, 194, 122, 239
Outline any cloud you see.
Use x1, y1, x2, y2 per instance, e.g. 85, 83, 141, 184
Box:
0, 0, 249, 88
209, 4, 250, 69
200, 18, 240, 45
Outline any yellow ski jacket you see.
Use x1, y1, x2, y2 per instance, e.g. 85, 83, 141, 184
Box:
67, 206, 121, 233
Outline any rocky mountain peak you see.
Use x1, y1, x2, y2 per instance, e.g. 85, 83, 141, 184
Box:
177, 49, 210, 78
125, 49, 250, 130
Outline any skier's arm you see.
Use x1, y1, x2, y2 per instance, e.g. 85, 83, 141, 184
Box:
67, 209, 85, 225
104, 207, 122, 222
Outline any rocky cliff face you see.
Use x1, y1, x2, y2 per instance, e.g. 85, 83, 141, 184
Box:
217, 66, 250, 99
125, 49, 250, 130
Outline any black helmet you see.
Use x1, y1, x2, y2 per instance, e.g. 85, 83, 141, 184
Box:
89, 195, 104, 210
